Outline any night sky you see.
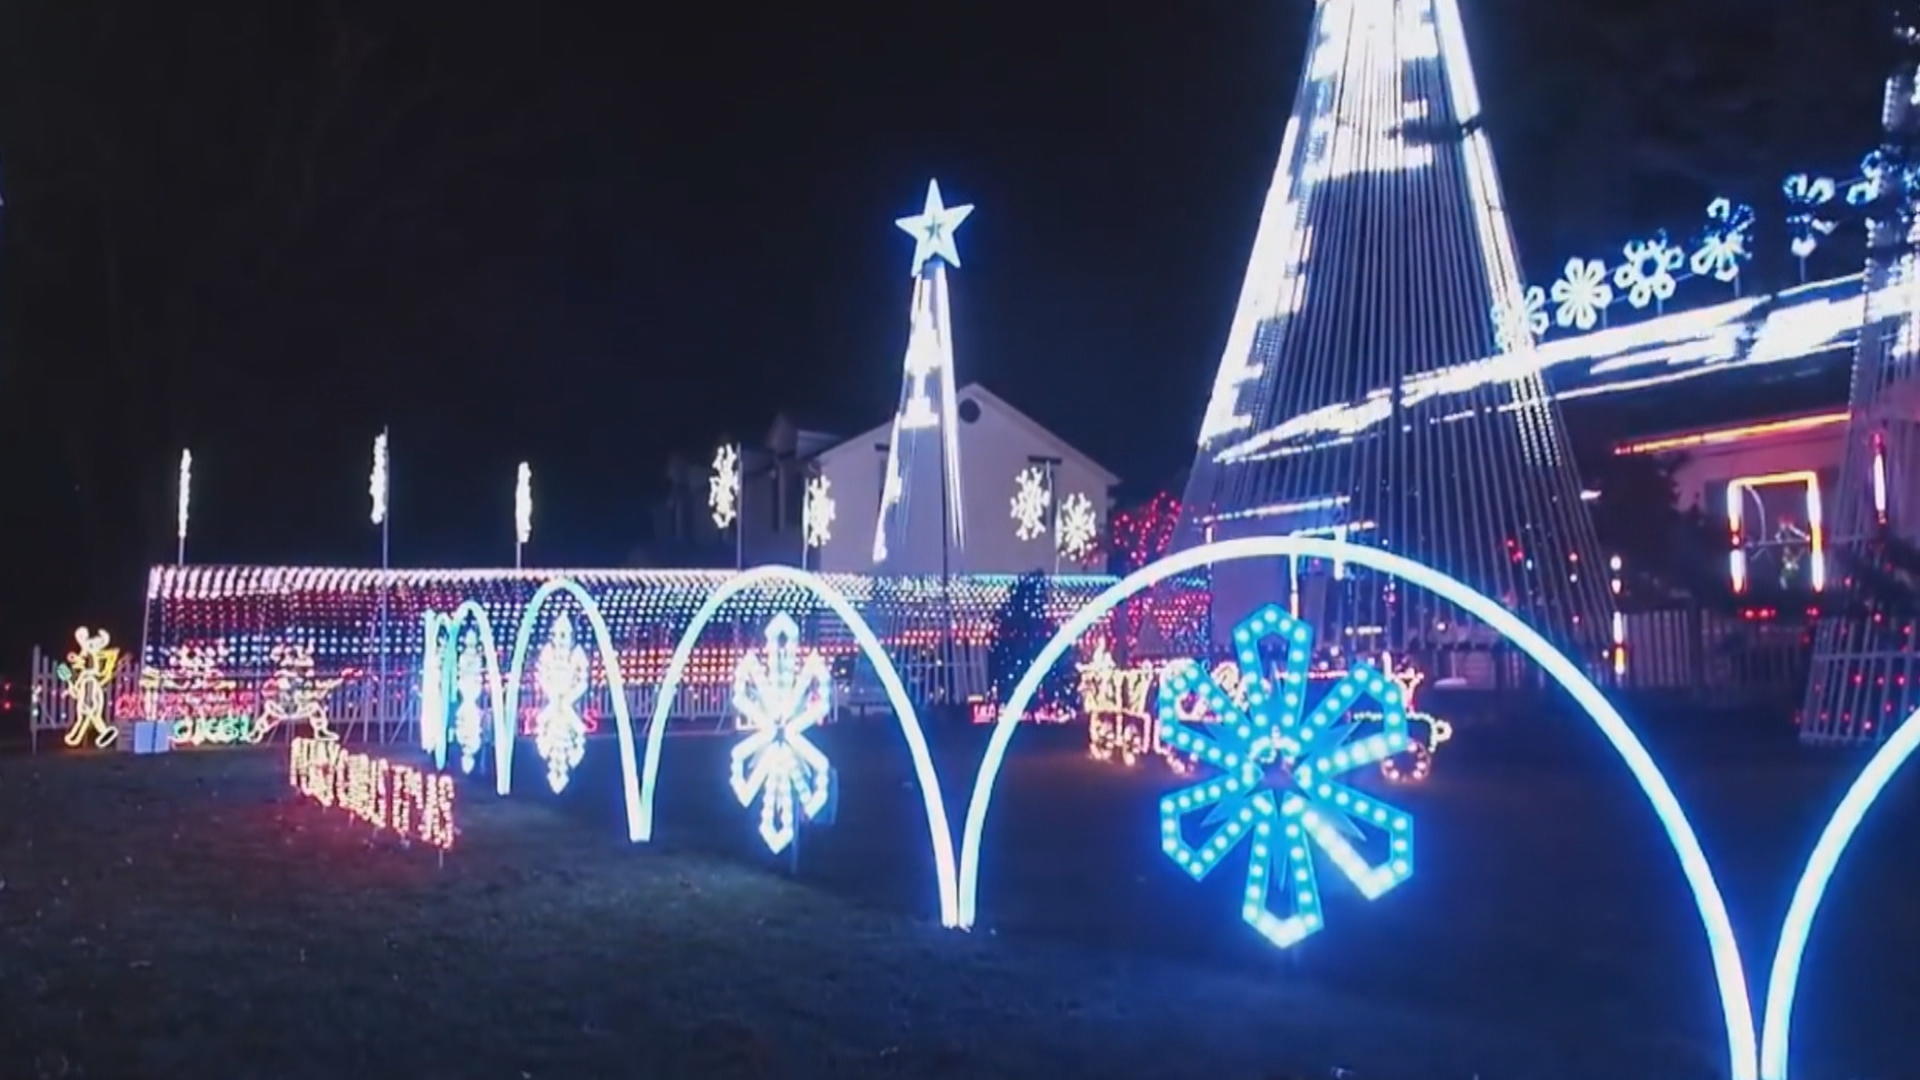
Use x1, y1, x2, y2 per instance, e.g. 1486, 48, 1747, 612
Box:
0, 0, 1890, 660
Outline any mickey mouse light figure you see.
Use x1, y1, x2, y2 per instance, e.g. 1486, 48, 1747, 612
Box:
57, 627, 121, 749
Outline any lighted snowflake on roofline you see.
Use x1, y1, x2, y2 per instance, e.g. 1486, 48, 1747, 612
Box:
1690, 198, 1755, 284
731, 614, 833, 854
1613, 231, 1685, 310
1550, 257, 1613, 331
1057, 492, 1098, 561
1156, 605, 1414, 949
1010, 466, 1050, 542
1783, 173, 1838, 260
804, 475, 836, 549
1490, 284, 1547, 352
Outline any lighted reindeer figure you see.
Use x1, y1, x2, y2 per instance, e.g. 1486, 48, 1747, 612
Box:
57, 627, 121, 749
260, 643, 347, 742
533, 613, 589, 793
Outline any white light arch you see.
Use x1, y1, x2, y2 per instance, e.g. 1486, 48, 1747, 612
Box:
420, 601, 509, 775
501, 579, 640, 801
1760, 706, 1920, 1080
958, 537, 1757, 1080
630, 564, 959, 929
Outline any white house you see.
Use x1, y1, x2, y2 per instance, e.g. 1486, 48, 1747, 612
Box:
812, 382, 1119, 576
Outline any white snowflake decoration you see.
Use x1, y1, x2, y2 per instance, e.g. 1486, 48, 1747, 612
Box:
1489, 284, 1547, 352
1689, 198, 1755, 283
1848, 150, 1890, 207
1613, 232, 1684, 310
453, 629, 486, 775
730, 614, 833, 854
803, 475, 836, 549
1783, 173, 1838, 259
1057, 492, 1099, 561
1549, 257, 1613, 331
709, 444, 740, 529
533, 613, 589, 794
1011, 466, 1051, 542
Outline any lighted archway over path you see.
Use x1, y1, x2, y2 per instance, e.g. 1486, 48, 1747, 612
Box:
501, 579, 640, 800
958, 537, 1758, 1080
1760, 705, 1920, 1080
631, 565, 960, 929
420, 601, 508, 773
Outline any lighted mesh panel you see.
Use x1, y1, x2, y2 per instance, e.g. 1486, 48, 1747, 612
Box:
1179, 0, 1608, 649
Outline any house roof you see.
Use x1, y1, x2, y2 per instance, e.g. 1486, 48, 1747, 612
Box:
813, 381, 1121, 488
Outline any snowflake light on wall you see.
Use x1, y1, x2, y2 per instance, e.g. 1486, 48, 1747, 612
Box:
709, 444, 740, 530
804, 475, 836, 549
1489, 284, 1547, 351
1613, 232, 1685, 310
730, 613, 833, 854
1010, 466, 1051, 542
1690, 198, 1755, 284
533, 613, 589, 793
1783, 174, 1838, 259
1156, 605, 1414, 949
1550, 257, 1613, 331
1057, 492, 1098, 561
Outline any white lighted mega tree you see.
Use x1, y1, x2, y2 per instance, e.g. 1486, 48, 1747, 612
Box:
872, 180, 973, 571
1178, 0, 1608, 646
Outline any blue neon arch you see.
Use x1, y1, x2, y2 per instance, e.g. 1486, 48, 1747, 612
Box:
959, 537, 1758, 1080
500, 578, 642, 800
420, 601, 509, 774
627, 565, 960, 929
1760, 705, 1920, 1080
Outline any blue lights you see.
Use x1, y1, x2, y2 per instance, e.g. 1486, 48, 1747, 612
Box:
1782, 174, 1838, 260
1614, 230, 1685, 310
1691, 198, 1755, 285
1154, 605, 1412, 948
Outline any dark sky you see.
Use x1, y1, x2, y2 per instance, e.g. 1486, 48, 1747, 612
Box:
0, 0, 1890, 658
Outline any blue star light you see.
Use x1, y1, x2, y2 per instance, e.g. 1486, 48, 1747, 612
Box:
895, 179, 974, 277
1156, 605, 1415, 949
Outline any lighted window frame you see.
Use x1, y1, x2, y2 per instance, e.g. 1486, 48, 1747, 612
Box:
1725, 471, 1825, 594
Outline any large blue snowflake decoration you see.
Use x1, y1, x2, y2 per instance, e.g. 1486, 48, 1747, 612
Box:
730, 613, 833, 854
1155, 605, 1414, 949
1689, 198, 1754, 284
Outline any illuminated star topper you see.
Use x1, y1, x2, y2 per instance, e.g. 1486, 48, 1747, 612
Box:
895, 179, 974, 277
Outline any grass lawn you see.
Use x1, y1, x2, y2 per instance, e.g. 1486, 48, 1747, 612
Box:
0, 711, 1915, 1079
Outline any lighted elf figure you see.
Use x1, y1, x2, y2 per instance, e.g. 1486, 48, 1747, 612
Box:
57, 627, 121, 749
260, 643, 347, 742
453, 629, 487, 774
533, 613, 589, 794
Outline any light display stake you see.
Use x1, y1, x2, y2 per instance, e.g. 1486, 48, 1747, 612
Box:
289, 737, 456, 851
514, 462, 532, 568
370, 430, 389, 527
1010, 466, 1051, 542
533, 613, 590, 794
1154, 605, 1413, 948
56, 628, 121, 749
709, 443, 741, 530
176, 449, 192, 565
1056, 492, 1098, 563
803, 475, 835, 550
730, 614, 834, 854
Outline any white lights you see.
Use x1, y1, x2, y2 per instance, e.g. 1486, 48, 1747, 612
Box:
1726, 471, 1826, 594
1056, 492, 1098, 562
1010, 466, 1050, 542
1615, 232, 1685, 310
730, 614, 834, 853
803, 475, 835, 549
532, 612, 589, 794
710, 443, 741, 529
1873, 432, 1890, 526
370, 431, 389, 526
176, 449, 192, 563
894, 178, 974, 278
1551, 257, 1614, 331
515, 461, 533, 550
